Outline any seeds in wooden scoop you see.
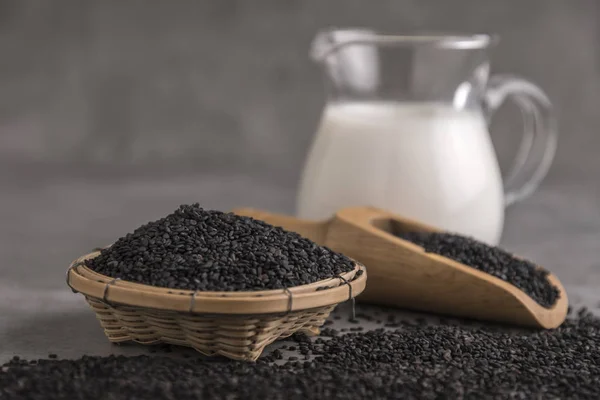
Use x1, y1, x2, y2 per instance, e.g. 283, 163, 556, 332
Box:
84, 204, 355, 291
2, 308, 599, 399
396, 231, 560, 307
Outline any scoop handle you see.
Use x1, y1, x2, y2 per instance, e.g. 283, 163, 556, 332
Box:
231, 208, 331, 245
333, 206, 440, 236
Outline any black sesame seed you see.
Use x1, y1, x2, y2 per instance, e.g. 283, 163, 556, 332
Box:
397, 231, 560, 307
321, 328, 339, 337
84, 204, 355, 291
2, 308, 600, 399
578, 307, 589, 317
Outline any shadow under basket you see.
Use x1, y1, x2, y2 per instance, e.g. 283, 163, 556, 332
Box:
66, 250, 367, 361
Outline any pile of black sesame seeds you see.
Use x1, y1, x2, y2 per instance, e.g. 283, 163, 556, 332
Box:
397, 231, 560, 308
3, 306, 600, 400
85, 204, 355, 291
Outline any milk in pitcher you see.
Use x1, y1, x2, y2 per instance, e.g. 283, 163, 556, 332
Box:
296, 102, 505, 244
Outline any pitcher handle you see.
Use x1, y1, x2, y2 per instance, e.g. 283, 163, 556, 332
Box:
483, 74, 558, 206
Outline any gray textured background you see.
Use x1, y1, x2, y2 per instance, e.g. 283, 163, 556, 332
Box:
1, 0, 599, 178
1, 0, 599, 362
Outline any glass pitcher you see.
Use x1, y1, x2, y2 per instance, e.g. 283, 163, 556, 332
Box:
296, 29, 557, 245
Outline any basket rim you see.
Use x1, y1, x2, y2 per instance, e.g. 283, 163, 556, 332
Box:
67, 249, 367, 315
70, 249, 360, 297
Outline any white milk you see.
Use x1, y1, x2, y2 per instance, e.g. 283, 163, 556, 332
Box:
296, 102, 505, 244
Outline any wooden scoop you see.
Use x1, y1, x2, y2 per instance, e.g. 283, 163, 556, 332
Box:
232, 206, 568, 329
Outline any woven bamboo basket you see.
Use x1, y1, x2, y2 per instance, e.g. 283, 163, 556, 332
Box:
66, 249, 367, 361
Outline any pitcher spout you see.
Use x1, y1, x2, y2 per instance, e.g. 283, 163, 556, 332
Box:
310, 28, 378, 63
